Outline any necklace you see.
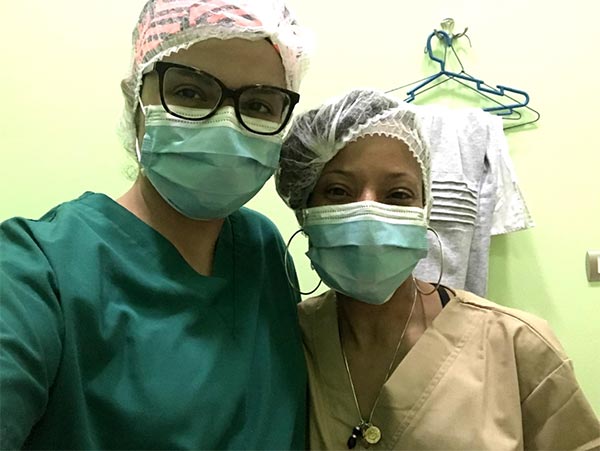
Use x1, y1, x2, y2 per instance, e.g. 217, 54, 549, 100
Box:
340, 279, 418, 449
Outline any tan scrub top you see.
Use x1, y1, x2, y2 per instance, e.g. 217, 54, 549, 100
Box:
299, 289, 600, 450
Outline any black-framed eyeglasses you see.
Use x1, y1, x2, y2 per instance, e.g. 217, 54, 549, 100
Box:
146, 61, 300, 135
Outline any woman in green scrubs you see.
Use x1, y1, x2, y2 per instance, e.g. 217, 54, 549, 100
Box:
0, 1, 310, 449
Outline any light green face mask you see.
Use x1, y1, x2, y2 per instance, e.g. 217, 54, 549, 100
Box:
138, 105, 283, 219
301, 200, 429, 304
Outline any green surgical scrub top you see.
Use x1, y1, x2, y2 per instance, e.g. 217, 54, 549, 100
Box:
0, 192, 306, 450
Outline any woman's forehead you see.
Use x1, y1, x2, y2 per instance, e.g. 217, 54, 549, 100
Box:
324, 135, 422, 176
161, 38, 286, 87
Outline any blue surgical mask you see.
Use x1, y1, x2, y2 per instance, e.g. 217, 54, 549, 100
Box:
138, 105, 283, 219
301, 200, 429, 305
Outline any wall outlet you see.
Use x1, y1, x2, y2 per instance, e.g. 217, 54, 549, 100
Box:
585, 250, 600, 282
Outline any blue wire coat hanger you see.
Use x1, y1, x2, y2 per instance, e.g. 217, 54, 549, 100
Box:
403, 29, 531, 116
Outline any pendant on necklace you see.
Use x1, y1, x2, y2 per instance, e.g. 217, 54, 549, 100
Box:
364, 424, 382, 445
347, 426, 363, 449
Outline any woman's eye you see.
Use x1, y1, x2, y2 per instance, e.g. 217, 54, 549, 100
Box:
326, 187, 349, 198
245, 101, 273, 115
174, 87, 206, 100
388, 191, 413, 204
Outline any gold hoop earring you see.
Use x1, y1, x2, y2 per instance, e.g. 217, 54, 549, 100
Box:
284, 229, 322, 295
416, 227, 444, 296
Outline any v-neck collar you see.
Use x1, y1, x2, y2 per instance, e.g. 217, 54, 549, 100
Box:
309, 289, 483, 449
77, 192, 241, 335
78, 192, 234, 285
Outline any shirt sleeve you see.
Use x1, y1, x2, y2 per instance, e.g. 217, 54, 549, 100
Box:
488, 116, 535, 235
0, 219, 64, 449
521, 358, 600, 450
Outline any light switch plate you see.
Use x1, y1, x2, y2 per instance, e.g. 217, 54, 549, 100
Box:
585, 250, 600, 282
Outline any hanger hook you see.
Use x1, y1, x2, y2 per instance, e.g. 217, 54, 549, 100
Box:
437, 18, 472, 48
426, 30, 452, 71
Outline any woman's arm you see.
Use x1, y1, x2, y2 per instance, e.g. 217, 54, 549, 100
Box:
0, 219, 64, 449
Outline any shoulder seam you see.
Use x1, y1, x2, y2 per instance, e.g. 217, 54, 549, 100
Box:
458, 299, 568, 362
520, 359, 573, 405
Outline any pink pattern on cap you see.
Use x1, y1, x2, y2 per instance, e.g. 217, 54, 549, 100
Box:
134, 0, 264, 66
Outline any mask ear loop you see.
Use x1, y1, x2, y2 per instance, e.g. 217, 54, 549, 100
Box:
416, 226, 444, 296
284, 229, 322, 295
134, 96, 148, 163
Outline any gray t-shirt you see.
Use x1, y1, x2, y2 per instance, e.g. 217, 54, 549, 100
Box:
414, 106, 534, 296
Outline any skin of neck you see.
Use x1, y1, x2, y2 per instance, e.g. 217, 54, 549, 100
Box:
337, 276, 418, 349
117, 173, 225, 276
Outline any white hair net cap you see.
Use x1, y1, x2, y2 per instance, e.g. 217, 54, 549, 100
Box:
275, 89, 432, 222
117, 0, 312, 157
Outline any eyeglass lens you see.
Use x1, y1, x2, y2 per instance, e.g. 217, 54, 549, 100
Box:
162, 66, 292, 133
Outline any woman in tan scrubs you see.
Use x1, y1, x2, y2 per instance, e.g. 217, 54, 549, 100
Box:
275, 89, 600, 450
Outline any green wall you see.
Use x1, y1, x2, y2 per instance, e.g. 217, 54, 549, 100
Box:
1, 1, 598, 414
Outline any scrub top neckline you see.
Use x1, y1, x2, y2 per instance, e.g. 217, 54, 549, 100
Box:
76, 191, 234, 285
310, 289, 481, 449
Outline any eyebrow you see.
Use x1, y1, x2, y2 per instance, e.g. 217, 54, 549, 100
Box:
320, 169, 354, 177
381, 172, 421, 182
321, 169, 420, 182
